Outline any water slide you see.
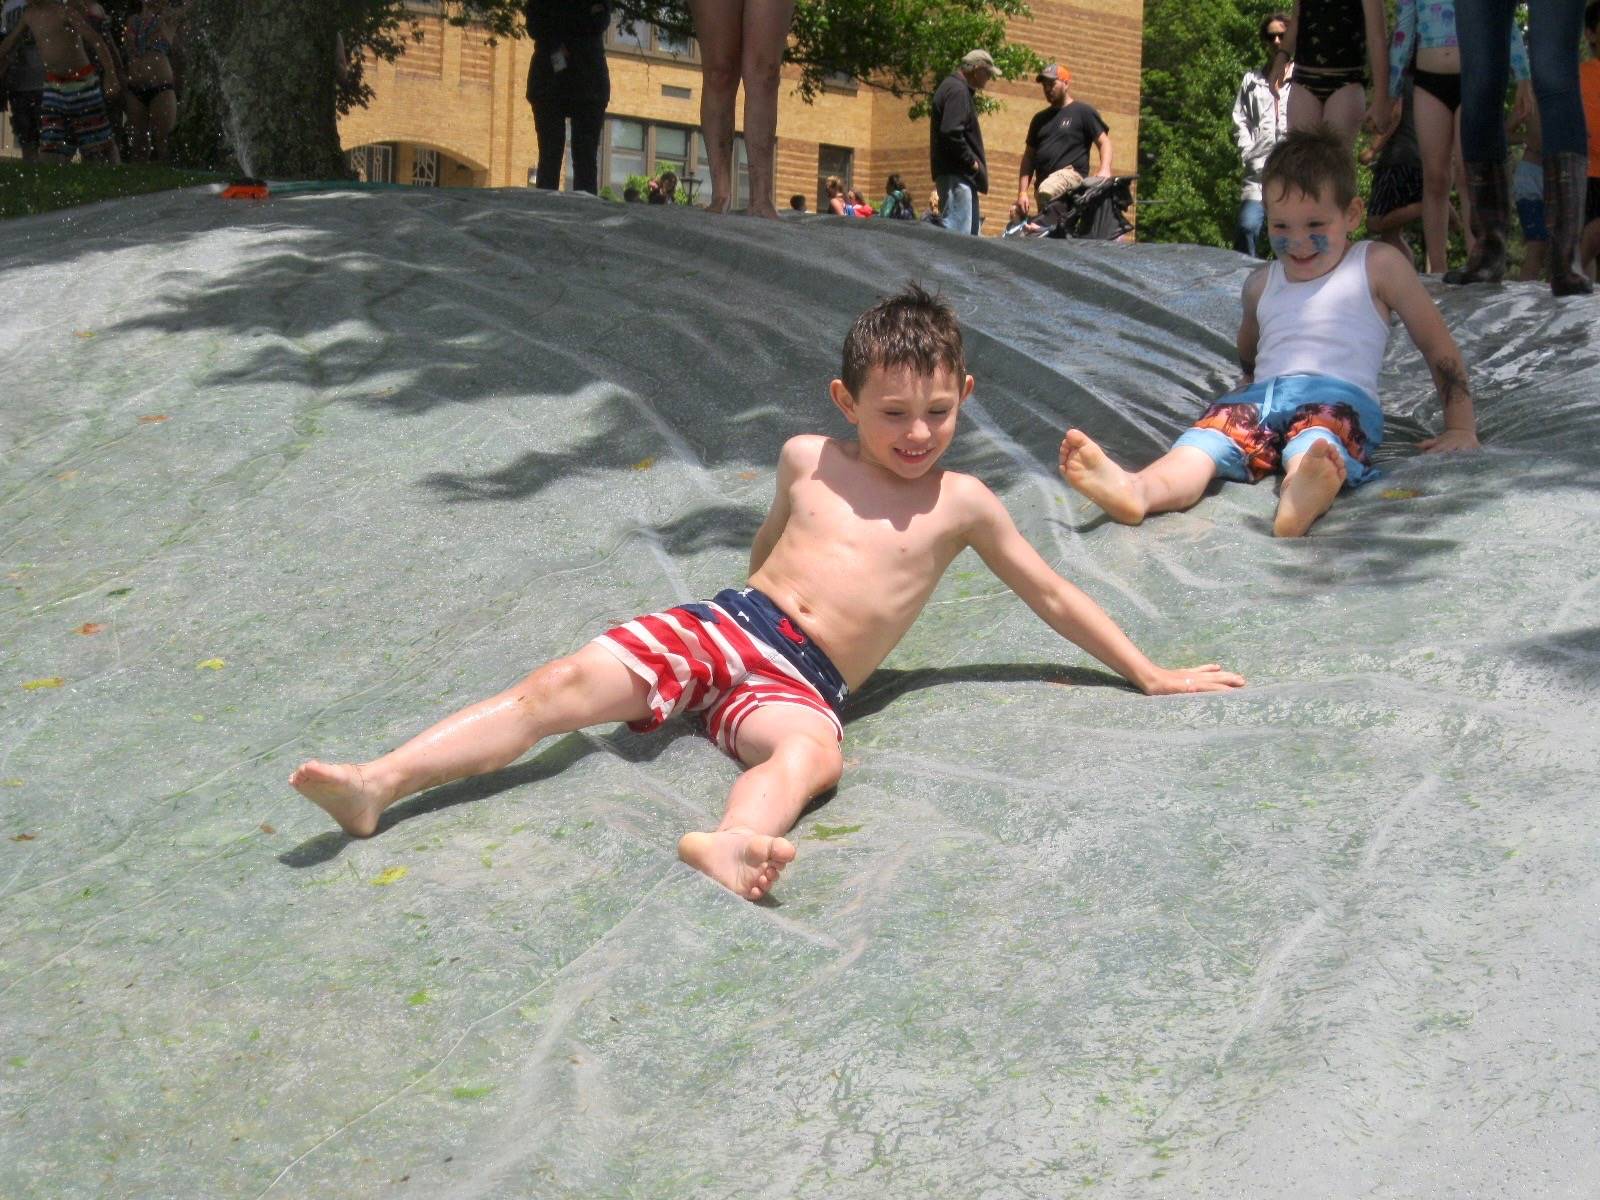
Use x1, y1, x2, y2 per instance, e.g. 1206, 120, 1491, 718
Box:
3, 186, 1598, 1197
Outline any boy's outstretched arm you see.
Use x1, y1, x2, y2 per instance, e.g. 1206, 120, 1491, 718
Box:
963, 479, 1245, 695
1370, 242, 1479, 453
747, 435, 806, 575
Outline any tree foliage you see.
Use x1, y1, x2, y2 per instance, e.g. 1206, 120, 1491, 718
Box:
1138, 0, 1262, 247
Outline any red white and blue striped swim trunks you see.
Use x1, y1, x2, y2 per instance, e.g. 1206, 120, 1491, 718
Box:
592, 587, 849, 759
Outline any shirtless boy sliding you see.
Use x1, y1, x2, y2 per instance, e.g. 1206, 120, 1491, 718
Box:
293, 286, 1244, 901
1061, 126, 1477, 538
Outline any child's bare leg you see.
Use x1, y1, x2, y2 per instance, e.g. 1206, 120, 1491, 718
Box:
291, 643, 651, 837
678, 706, 842, 901
1060, 431, 1217, 524
1274, 440, 1347, 537
1518, 240, 1547, 281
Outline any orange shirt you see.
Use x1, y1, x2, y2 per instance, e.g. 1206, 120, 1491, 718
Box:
1583, 59, 1600, 177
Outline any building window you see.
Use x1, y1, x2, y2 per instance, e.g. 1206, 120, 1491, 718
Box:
607, 119, 648, 191
603, 118, 728, 203
412, 147, 439, 187
817, 144, 853, 211
734, 136, 749, 210
686, 131, 745, 207
655, 125, 689, 179
348, 143, 395, 183
607, 16, 697, 60
655, 28, 694, 58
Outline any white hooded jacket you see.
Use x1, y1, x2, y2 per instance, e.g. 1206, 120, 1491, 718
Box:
1232, 68, 1288, 203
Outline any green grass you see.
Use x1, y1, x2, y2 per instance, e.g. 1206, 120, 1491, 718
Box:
0, 158, 222, 220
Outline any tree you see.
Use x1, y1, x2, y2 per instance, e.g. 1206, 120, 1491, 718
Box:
174, 0, 512, 178
173, 0, 1040, 179
1138, 0, 1259, 247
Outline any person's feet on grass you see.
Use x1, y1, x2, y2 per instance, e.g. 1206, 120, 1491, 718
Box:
678, 828, 797, 900
289, 760, 389, 838
1274, 440, 1346, 537
1059, 429, 1149, 524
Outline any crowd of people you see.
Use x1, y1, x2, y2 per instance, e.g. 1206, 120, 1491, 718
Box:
530, 11, 1131, 239
924, 49, 1126, 238
1231, 2, 1600, 296
0, 0, 183, 165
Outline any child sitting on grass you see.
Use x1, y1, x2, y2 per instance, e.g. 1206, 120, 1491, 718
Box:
1060, 126, 1477, 538
293, 286, 1244, 901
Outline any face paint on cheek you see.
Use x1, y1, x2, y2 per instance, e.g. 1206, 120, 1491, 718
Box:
1309, 233, 1331, 254
1270, 236, 1292, 257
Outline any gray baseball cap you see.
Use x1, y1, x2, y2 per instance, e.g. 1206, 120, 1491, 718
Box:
961, 49, 1002, 76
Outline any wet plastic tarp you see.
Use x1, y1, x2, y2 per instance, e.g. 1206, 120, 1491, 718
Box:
3, 186, 1598, 1198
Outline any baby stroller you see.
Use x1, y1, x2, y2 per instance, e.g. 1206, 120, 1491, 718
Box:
1037, 175, 1137, 240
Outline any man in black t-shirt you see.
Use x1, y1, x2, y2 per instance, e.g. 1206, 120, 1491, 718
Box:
1016, 63, 1113, 217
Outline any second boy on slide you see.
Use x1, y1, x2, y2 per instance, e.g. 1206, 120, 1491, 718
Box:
1062, 126, 1477, 538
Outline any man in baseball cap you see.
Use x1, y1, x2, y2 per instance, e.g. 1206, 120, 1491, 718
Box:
1018, 60, 1114, 217
930, 50, 1000, 234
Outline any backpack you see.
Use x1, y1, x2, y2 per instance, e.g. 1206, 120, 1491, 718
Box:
884, 190, 916, 221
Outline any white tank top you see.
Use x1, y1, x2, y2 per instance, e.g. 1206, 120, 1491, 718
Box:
1254, 240, 1391, 401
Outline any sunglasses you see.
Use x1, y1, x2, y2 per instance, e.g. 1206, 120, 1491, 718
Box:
1263, 31, 1286, 41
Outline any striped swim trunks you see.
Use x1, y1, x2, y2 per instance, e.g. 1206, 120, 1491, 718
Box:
41, 65, 113, 157
592, 586, 848, 759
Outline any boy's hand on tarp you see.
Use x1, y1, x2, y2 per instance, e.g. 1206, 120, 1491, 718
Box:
1418, 428, 1480, 453
1144, 665, 1246, 695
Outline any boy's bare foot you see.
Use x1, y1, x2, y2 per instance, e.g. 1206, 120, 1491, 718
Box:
289, 761, 388, 838
1274, 441, 1347, 538
677, 828, 797, 901
1059, 430, 1148, 524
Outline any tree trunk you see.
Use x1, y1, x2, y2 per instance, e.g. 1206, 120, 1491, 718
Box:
175, 0, 348, 178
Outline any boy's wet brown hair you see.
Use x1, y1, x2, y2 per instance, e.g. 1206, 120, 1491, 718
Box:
1262, 125, 1358, 209
841, 283, 965, 396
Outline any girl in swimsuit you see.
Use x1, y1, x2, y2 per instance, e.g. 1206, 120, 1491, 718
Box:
1271, 0, 1390, 146
1383, 0, 1532, 273
122, 0, 181, 160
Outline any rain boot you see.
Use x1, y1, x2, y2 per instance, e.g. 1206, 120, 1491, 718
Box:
1443, 160, 1509, 284
1545, 152, 1594, 297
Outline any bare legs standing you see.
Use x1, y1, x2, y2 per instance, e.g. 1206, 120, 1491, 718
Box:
688, 0, 795, 218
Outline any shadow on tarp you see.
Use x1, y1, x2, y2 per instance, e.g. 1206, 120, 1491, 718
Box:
1505, 624, 1600, 687
849, 661, 1129, 723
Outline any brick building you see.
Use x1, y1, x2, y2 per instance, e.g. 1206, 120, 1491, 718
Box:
336, 2, 1142, 236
